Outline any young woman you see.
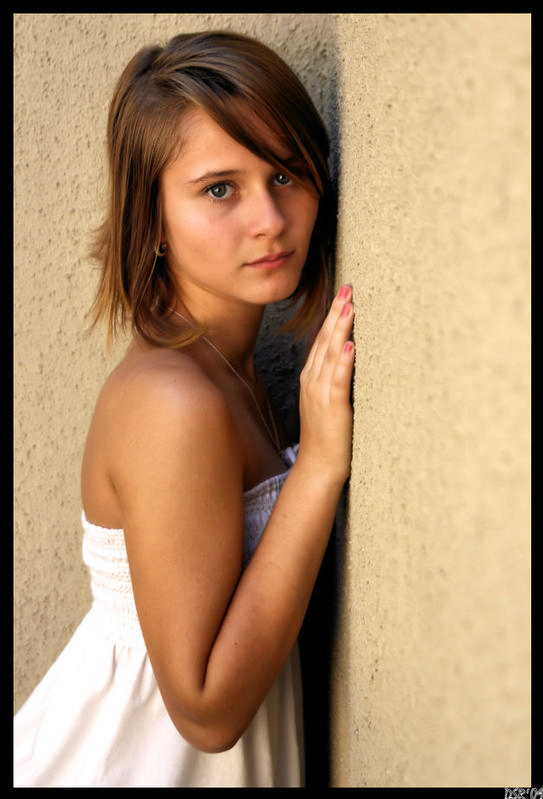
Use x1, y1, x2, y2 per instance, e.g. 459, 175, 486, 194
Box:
14, 31, 354, 787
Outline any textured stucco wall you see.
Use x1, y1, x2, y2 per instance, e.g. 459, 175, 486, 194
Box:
332, 13, 531, 787
14, 12, 530, 788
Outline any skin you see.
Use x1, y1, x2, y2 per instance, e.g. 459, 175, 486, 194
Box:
81, 108, 355, 753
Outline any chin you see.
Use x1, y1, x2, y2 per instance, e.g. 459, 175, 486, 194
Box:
255, 269, 304, 306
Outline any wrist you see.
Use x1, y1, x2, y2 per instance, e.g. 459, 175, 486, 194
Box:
291, 448, 350, 495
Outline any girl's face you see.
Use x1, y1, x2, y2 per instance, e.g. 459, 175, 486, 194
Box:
160, 108, 319, 311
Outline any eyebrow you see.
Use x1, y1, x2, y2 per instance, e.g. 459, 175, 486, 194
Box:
188, 169, 243, 186
188, 156, 305, 187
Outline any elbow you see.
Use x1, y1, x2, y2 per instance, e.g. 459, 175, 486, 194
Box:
163, 694, 245, 753
157, 675, 250, 753
191, 729, 242, 755
173, 717, 243, 754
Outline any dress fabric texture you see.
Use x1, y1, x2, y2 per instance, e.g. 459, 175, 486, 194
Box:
14, 446, 304, 788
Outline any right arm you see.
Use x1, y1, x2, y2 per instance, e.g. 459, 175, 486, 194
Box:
111, 287, 354, 753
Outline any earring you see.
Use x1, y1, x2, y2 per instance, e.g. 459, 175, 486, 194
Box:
155, 242, 167, 257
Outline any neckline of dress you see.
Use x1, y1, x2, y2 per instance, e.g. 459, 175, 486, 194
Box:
82, 445, 298, 533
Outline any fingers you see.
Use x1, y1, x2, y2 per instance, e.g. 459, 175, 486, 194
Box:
298, 285, 355, 482
330, 337, 355, 404
306, 285, 354, 379
322, 299, 354, 375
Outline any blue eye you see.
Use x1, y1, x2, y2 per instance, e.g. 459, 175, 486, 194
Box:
274, 173, 291, 186
206, 183, 232, 200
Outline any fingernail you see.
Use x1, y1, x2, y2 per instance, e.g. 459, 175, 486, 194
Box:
338, 285, 350, 299
344, 341, 354, 354
341, 302, 352, 317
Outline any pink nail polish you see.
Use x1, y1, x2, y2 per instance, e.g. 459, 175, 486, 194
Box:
338, 285, 349, 299
344, 341, 354, 354
341, 302, 351, 317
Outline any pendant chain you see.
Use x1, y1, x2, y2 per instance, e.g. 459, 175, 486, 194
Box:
167, 308, 281, 453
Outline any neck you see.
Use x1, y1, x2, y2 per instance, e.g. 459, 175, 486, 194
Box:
169, 290, 265, 380
166, 287, 283, 454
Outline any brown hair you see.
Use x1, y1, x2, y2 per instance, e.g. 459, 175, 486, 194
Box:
89, 30, 334, 348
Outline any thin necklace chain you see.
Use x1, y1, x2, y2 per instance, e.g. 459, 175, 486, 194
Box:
167, 307, 281, 453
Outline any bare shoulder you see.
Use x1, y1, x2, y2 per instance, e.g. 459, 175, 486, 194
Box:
105, 346, 220, 404
97, 346, 232, 437
83, 346, 243, 526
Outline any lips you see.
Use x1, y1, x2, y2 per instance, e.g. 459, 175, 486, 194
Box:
246, 250, 294, 268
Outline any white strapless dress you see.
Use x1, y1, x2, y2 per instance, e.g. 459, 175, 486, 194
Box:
14, 447, 304, 787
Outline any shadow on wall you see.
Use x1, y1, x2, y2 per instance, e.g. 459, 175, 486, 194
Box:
252, 16, 342, 788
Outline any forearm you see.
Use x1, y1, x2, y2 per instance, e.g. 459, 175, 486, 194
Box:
193, 460, 342, 739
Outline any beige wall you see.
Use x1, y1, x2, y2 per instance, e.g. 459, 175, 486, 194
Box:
14, 13, 530, 787
332, 13, 530, 787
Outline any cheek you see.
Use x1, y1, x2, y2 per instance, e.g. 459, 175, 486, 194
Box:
298, 195, 319, 244
166, 205, 233, 260
299, 191, 319, 226
310, 203, 319, 235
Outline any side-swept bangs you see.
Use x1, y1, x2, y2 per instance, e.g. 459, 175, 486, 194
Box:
89, 31, 334, 348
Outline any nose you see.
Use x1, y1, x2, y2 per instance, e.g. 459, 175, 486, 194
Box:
248, 187, 286, 239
